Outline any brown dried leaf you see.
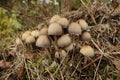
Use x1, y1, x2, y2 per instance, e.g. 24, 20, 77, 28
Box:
24, 53, 36, 60
0, 60, 11, 69
113, 59, 120, 71
17, 65, 24, 80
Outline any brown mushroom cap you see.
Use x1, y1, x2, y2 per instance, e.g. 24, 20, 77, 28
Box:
50, 15, 61, 23
48, 23, 63, 35
55, 51, 60, 59
77, 19, 88, 31
25, 35, 35, 44
68, 22, 81, 35
15, 37, 22, 45
36, 35, 50, 48
81, 32, 91, 41
31, 30, 40, 37
22, 31, 31, 41
59, 50, 67, 59
57, 17, 69, 28
80, 45, 94, 57
57, 34, 71, 47
64, 43, 74, 51
39, 27, 48, 35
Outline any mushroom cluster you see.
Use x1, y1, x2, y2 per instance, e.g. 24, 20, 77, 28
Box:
15, 14, 95, 59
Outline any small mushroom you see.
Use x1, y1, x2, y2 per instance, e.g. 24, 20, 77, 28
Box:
59, 50, 67, 59
31, 30, 40, 38
50, 15, 61, 23
77, 19, 88, 31
64, 43, 74, 51
15, 37, 22, 46
57, 34, 71, 47
80, 45, 94, 57
57, 17, 69, 28
81, 32, 91, 41
36, 35, 50, 48
55, 51, 60, 59
68, 22, 81, 35
22, 31, 31, 41
50, 61, 58, 67
48, 23, 63, 35
39, 27, 48, 35
25, 35, 35, 44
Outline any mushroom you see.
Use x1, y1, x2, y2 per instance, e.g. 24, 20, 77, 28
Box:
55, 50, 67, 60
55, 51, 60, 59
36, 35, 51, 59
59, 50, 67, 59
68, 22, 81, 35
31, 30, 40, 38
15, 37, 22, 46
68, 22, 81, 44
39, 27, 48, 35
80, 45, 94, 57
77, 19, 88, 31
36, 35, 50, 48
57, 17, 69, 28
25, 35, 35, 44
81, 31, 91, 41
24, 35, 36, 49
48, 22, 63, 35
22, 31, 31, 41
64, 43, 74, 51
48, 23, 63, 50
50, 15, 61, 23
57, 34, 71, 48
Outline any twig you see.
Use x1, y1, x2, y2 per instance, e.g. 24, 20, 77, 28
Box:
91, 39, 104, 54
81, 55, 101, 70
91, 39, 104, 80
93, 55, 103, 80
60, 70, 64, 80
71, 59, 81, 76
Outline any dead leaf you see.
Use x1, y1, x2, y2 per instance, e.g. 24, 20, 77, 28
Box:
17, 65, 24, 80
112, 59, 120, 71
0, 60, 11, 69
24, 53, 36, 60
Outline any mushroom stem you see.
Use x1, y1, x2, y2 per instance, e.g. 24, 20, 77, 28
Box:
54, 36, 59, 50
49, 36, 58, 50
84, 56, 88, 64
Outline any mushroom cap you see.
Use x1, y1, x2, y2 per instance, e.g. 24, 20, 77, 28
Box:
59, 50, 67, 59
80, 45, 94, 57
31, 30, 40, 37
25, 35, 35, 44
77, 19, 88, 31
48, 23, 63, 35
39, 27, 48, 35
24, 31, 31, 34
81, 32, 91, 41
55, 51, 60, 59
57, 34, 71, 47
68, 22, 81, 35
50, 15, 61, 23
57, 18, 69, 28
36, 35, 50, 48
15, 37, 22, 45
64, 43, 74, 51
22, 31, 31, 41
